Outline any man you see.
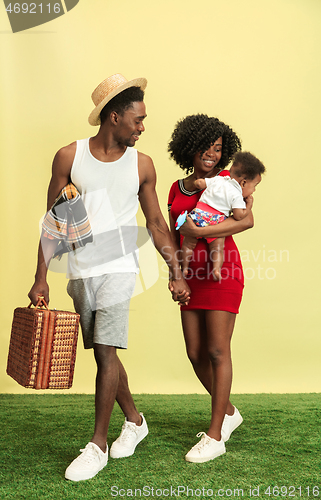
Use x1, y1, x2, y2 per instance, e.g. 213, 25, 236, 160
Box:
28, 74, 190, 481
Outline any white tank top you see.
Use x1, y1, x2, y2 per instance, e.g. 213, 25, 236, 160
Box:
67, 138, 140, 279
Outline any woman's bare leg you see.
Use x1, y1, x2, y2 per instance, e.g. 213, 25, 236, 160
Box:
205, 310, 236, 440
181, 309, 212, 393
181, 309, 234, 417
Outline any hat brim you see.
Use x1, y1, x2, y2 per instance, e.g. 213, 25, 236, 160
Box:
88, 77, 147, 126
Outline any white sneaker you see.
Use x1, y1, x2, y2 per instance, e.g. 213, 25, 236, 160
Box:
110, 413, 148, 458
221, 406, 243, 442
65, 442, 108, 482
185, 432, 226, 463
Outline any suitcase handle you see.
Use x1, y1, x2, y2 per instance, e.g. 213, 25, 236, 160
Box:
28, 296, 49, 310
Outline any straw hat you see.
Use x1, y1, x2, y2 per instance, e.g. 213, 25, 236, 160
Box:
88, 73, 147, 126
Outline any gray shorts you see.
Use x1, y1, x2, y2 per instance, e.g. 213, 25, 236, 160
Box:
67, 273, 136, 350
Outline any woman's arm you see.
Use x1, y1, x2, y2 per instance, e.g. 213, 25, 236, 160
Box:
168, 212, 183, 272
179, 210, 254, 239
168, 212, 181, 248
168, 212, 189, 305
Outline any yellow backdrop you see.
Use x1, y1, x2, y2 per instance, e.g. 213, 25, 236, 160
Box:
1, 0, 320, 394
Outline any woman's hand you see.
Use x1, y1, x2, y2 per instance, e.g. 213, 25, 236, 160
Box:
179, 216, 199, 238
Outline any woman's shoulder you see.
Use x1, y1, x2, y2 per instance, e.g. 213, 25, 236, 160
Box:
169, 179, 180, 189
169, 178, 191, 196
218, 169, 231, 177
168, 179, 180, 205
168, 179, 180, 197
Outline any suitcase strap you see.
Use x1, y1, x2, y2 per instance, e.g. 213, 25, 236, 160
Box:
28, 296, 49, 310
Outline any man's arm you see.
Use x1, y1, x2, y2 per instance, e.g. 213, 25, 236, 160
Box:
28, 143, 76, 305
137, 152, 190, 304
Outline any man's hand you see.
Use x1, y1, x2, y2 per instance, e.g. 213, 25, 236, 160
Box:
28, 280, 50, 306
168, 278, 191, 306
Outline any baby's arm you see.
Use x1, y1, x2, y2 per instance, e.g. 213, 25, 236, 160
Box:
193, 178, 207, 190
232, 195, 253, 221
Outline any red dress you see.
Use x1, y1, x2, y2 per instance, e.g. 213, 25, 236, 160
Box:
168, 175, 244, 313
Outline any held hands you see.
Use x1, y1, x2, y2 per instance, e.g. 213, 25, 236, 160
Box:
168, 278, 191, 306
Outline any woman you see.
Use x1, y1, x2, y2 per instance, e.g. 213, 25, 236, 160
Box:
168, 114, 253, 463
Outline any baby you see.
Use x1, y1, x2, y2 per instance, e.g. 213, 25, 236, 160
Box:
176, 151, 266, 280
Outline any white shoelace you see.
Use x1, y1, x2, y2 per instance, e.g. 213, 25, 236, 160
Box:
192, 432, 212, 452
78, 444, 101, 464
118, 421, 138, 444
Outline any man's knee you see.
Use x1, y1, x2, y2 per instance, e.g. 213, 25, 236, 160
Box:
94, 344, 117, 368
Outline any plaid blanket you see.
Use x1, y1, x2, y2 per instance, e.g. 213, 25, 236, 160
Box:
42, 183, 93, 259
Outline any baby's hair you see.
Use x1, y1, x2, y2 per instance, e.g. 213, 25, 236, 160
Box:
232, 151, 266, 180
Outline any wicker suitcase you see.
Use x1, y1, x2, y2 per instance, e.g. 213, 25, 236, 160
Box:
7, 297, 80, 389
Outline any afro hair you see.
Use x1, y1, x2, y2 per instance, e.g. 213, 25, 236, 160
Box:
168, 114, 241, 174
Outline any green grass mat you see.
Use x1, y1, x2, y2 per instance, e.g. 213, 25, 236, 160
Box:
0, 394, 320, 499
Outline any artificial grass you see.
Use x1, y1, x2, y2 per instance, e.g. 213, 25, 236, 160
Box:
0, 394, 320, 499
